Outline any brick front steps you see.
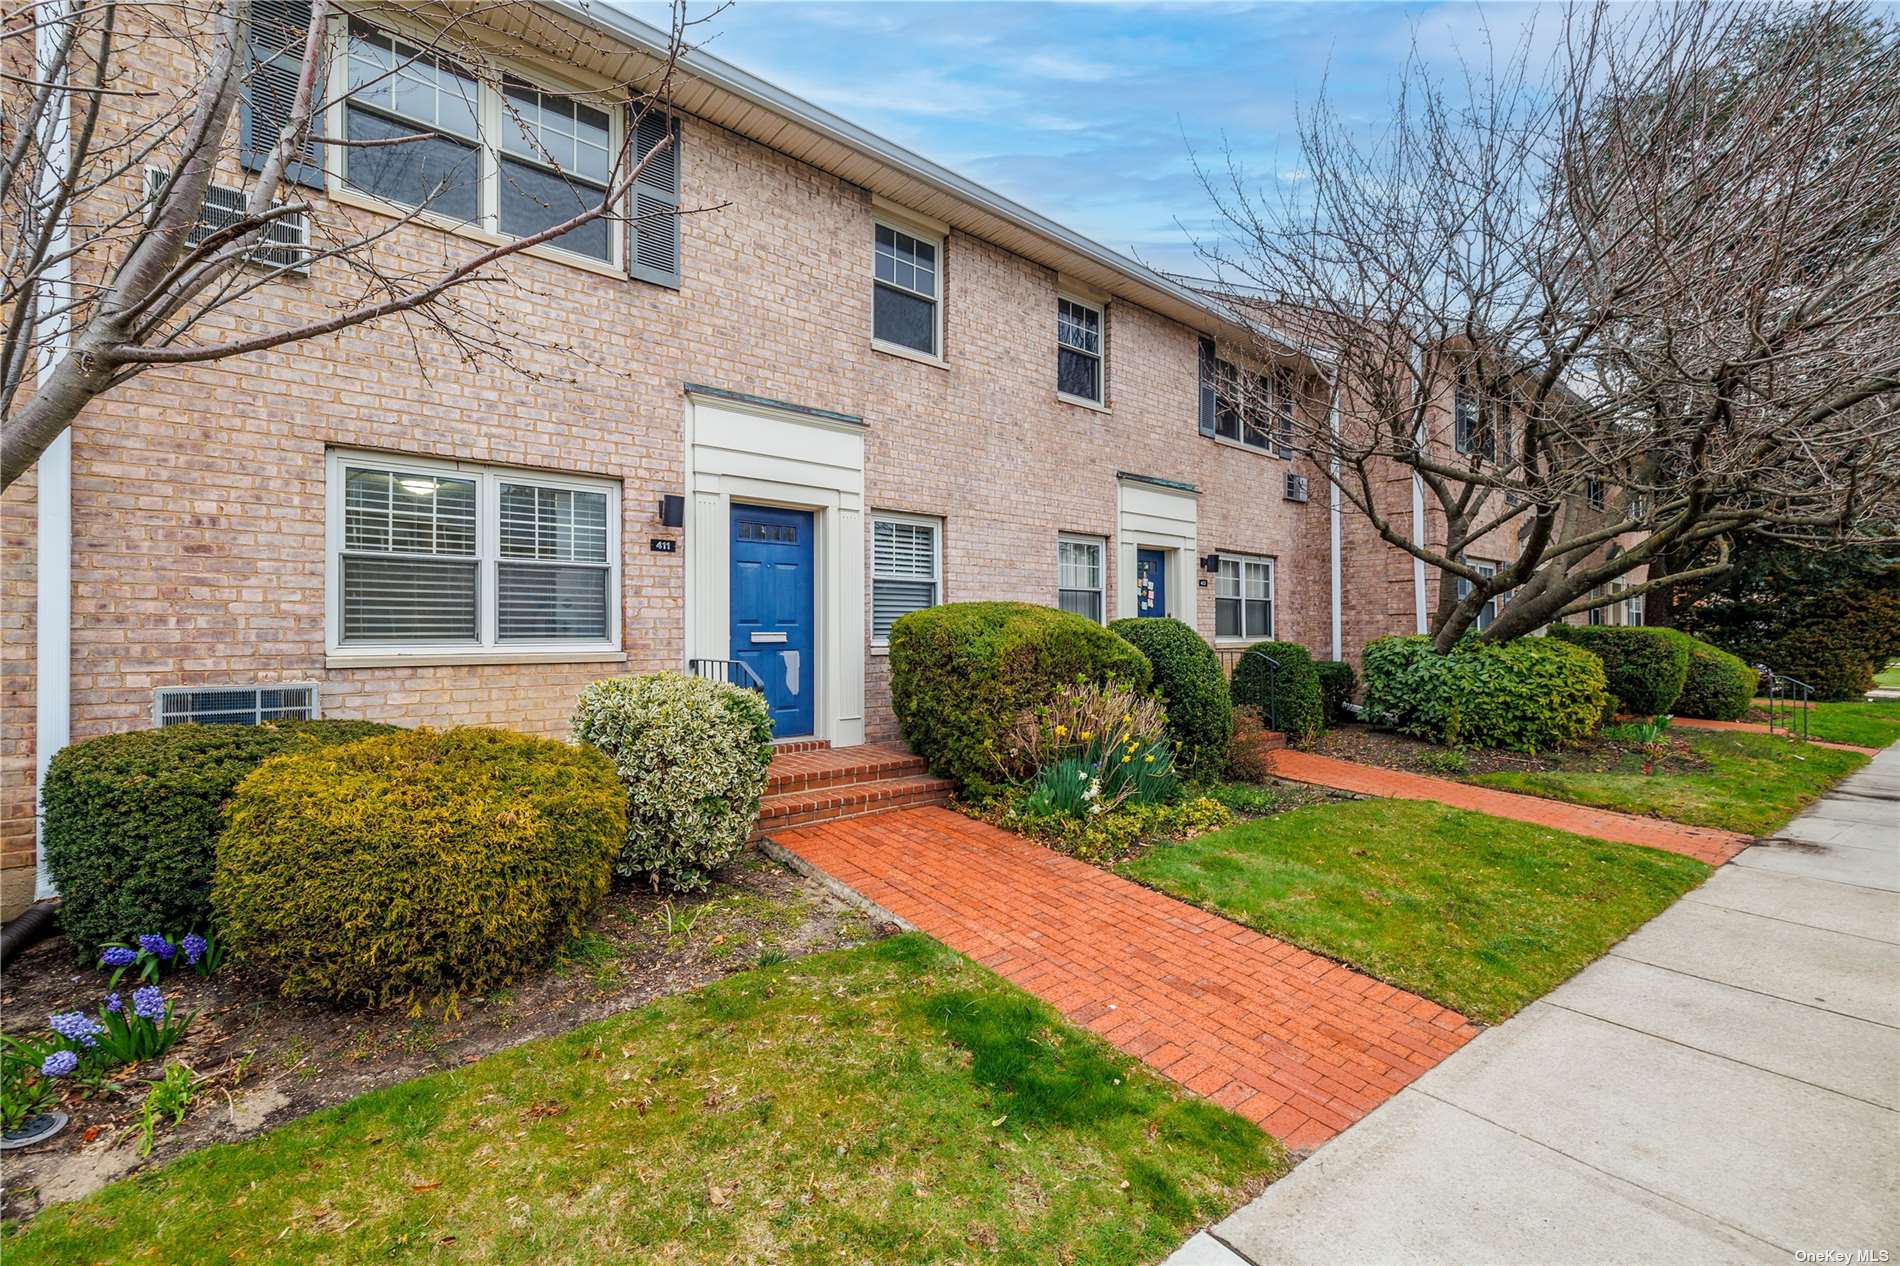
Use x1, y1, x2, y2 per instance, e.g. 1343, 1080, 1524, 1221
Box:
752, 741, 953, 839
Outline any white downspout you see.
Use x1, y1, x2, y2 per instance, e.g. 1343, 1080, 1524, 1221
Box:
33, 0, 75, 902
1409, 351, 1428, 635
1327, 374, 1342, 661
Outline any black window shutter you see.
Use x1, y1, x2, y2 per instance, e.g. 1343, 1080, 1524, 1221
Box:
628, 110, 681, 288
1198, 337, 1218, 436
239, 0, 323, 190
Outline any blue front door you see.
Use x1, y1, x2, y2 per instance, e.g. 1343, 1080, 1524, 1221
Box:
731, 504, 816, 737
1137, 549, 1168, 617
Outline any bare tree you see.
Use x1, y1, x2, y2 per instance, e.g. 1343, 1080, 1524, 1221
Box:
2, 0, 719, 490
1196, 1, 1900, 650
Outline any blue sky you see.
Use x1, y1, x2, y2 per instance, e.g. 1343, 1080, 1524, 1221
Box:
621, 1, 1549, 274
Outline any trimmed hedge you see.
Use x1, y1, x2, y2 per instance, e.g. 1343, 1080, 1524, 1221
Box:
1362, 634, 1607, 752
1314, 660, 1358, 725
1760, 569, 1899, 700
572, 672, 774, 893
1548, 624, 1690, 715
1229, 641, 1325, 744
214, 727, 624, 1008
1676, 638, 1756, 721
41, 719, 401, 957
1108, 617, 1231, 781
1763, 628, 1874, 701
889, 601, 1152, 799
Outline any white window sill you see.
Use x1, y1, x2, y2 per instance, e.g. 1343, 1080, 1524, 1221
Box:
326, 648, 627, 669
872, 340, 948, 370
1208, 433, 1285, 459
325, 186, 632, 283
1057, 392, 1110, 414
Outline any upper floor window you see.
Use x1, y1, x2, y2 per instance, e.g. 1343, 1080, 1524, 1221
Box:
1057, 297, 1104, 404
1585, 477, 1606, 511
1058, 535, 1105, 622
1454, 367, 1505, 462
873, 220, 941, 358
1216, 555, 1274, 640
871, 513, 941, 644
1200, 342, 1292, 457
327, 451, 619, 655
336, 23, 621, 266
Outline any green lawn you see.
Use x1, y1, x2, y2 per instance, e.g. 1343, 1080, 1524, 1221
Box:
1118, 799, 1707, 1025
1768, 699, 1900, 748
4, 936, 1281, 1265
1469, 728, 1868, 835
1875, 662, 1900, 689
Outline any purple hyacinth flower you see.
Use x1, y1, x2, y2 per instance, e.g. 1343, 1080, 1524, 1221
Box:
105, 992, 123, 1013
181, 933, 208, 966
99, 946, 137, 968
137, 934, 175, 961
40, 1050, 79, 1078
48, 1010, 101, 1048
131, 985, 166, 1021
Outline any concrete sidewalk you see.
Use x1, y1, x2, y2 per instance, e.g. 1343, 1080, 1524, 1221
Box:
1175, 742, 1900, 1266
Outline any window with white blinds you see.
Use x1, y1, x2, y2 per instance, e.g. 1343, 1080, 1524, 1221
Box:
1216, 555, 1274, 640
871, 514, 941, 644
1058, 535, 1104, 623
329, 452, 618, 655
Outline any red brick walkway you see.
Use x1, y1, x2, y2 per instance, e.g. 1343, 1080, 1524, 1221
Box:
1667, 715, 1881, 755
1265, 750, 1750, 865
772, 806, 1478, 1151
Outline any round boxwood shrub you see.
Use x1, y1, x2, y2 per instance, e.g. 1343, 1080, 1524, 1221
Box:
214, 727, 624, 1008
1229, 641, 1325, 744
42, 719, 402, 957
1314, 659, 1358, 725
1108, 617, 1231, 781
572, 671, 774, 893
889, 601, 1152, 799
1548, 624, 1690, 715
1362, 634, 1607, 752
1675, 638, 1756, 721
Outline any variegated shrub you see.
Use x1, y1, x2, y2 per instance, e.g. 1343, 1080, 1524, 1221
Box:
572, 672, 775, 893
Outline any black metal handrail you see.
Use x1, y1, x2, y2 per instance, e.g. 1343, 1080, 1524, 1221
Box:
688, 657, 766, 693
1759, 666, 1812, 742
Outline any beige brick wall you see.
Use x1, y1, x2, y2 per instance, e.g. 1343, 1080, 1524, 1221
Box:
1, 59, 1357, 915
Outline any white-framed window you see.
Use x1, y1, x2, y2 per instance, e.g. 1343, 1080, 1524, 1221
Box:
1057, 296, 1104, 404
1589, 583, 1609, 625
1216, 554, 1274, 640
1454, 366, 1506, 462
1457, 558, 1503, 631
1057, 535, 1106, 623
872, 218, 942, 358
871, 513, 941, 644
331, 20, 623, 266
326, 450, 619, 656
1621, 581, 1643, 626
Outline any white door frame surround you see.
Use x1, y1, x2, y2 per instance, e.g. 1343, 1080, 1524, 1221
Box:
1114, 473, 1199, 621
682, 385, 867, 747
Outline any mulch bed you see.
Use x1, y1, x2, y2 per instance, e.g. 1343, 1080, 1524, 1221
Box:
1312, 723, 1713, 779
1, 854, 886, 1224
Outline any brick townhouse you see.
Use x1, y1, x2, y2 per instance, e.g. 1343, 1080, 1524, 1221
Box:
0, 3, 1615, 918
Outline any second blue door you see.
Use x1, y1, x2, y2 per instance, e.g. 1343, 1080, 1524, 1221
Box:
731, 504, 816, 737
1137, 549, 1168, 618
